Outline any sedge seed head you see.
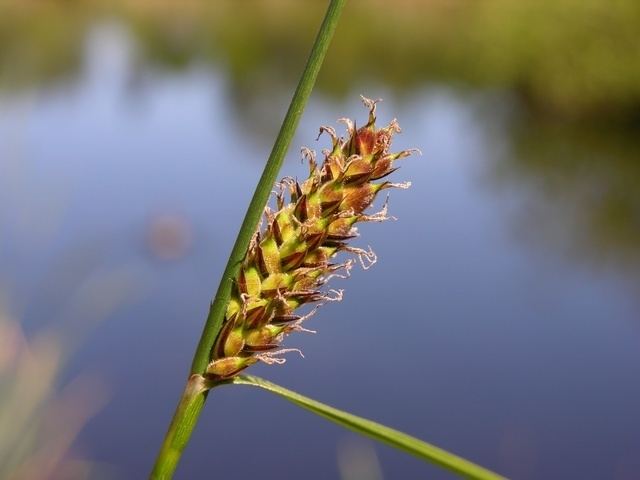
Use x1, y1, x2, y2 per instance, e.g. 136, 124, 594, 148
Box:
206, 96, 418, 379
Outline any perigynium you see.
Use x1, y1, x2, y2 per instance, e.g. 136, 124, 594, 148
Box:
207, 96, 418, 379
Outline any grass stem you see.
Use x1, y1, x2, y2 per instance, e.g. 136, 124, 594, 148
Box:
150, 1, 346, 477
190, 0, 346, 376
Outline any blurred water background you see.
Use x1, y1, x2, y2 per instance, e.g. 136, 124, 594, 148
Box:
1, 1, 639, 478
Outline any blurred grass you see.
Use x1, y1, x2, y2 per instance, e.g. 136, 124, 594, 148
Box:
0, 259, 143, 479
0, 309, 106, 479
0, 0, 639, 120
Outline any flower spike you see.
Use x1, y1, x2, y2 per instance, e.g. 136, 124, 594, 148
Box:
206, 96, 417, 379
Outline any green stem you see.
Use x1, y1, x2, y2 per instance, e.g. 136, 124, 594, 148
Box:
191, 0, 346, 376
151, 1, 346, 477
150, 376, 210, 479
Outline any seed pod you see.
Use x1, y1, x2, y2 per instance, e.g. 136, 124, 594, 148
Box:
206, 96, 417, 379
207, 356, 256, 378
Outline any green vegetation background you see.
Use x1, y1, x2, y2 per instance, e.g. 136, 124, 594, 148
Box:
2, 0, 639, 121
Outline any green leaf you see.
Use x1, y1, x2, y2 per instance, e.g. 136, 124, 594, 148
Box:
229, 375, 506, 480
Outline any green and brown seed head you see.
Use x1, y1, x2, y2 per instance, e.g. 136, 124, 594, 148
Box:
207, 96, 417, 379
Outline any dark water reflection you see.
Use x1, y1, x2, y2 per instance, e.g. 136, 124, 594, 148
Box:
491, 119, 640, 283
1, 23, 639, 480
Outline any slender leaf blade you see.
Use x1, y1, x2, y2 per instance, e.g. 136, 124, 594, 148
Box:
229, 375, 505, 480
